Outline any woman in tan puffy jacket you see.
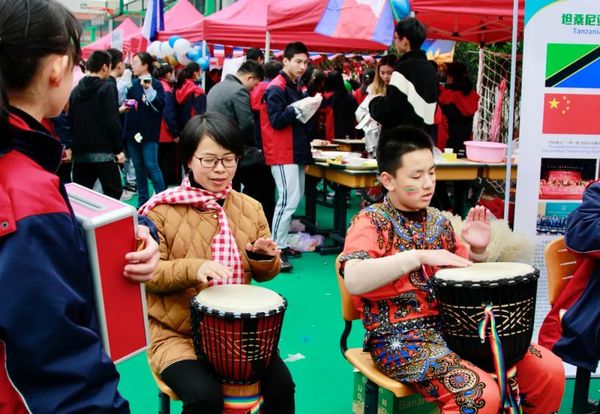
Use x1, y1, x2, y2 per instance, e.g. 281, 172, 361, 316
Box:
140, 112, 295, 414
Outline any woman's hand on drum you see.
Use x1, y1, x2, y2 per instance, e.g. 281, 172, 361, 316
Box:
417, 250, 473, 268
197, 261, 234, 285
462, 206, 491, 252
245, 238, 281, 257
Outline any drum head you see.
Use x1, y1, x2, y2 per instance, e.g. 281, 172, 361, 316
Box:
195, 285, 284, 314
434, 262, 535, 283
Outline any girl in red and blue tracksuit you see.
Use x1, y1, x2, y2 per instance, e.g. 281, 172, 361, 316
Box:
175, 62, 207, 129
0, 2, 159, 412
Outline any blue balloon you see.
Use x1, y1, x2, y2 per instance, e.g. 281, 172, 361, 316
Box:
196, 57, 210, 71
168, 35, 182, 48
187, 49, 201, 61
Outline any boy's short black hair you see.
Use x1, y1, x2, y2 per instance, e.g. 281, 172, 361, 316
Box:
283, 42, 309, 60
237, 60, 264, 80
106, 48, 123, 70
246, 47, 264, 61
376, 126, 434, 175
395, 17, 427, 50
86, 50, 111, 73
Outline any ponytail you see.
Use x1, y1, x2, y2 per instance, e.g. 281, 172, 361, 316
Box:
175, 62, 201, 89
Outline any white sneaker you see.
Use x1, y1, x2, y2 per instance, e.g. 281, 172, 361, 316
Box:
120, 190, 134, 201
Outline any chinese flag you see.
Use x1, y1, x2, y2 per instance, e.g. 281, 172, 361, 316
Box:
543, 93, 600, 135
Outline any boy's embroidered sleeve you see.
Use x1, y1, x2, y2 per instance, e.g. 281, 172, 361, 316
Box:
339, 212, 385, 274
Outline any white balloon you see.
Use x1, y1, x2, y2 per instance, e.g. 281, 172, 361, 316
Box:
157, 42, 174, 59
147, 40, 161, 56
173, 38, 192, 57
178, 53, 192, 65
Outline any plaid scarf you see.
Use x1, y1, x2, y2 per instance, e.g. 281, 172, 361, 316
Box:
139, 176, 244, 286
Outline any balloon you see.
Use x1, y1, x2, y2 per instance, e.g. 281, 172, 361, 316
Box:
173, 38, 192, 57
178, 53, 192, 65
147, 40, 161, 57
165, 54, 179, 67
196, 57, 210, 71
168, 35, 182, 48
157, 42, 174, 59
186, 49, 201, 61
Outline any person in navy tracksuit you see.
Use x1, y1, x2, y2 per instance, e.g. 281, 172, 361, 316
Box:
0, 1, 159, 412
123, 52, 166, 207
260, 43, 314, 271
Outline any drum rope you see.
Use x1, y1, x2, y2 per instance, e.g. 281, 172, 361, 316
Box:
478, 304, 522, 414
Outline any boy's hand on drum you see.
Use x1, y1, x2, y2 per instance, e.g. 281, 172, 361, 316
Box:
417, 250, 473, 267
123, 225, 159, 282
462, 206, 491, 251
246, 238, 281, 256
197, 261, 234, 285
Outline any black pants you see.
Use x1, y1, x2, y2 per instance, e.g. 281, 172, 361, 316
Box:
233, 163, 276, 228
158, 142, 181, 187
73, 161, 123, 200
161, 354, 295, 414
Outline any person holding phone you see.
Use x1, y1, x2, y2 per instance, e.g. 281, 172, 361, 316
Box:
123, 52, 166, 207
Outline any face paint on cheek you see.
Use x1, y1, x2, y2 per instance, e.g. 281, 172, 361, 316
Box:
403, 186, 419, 197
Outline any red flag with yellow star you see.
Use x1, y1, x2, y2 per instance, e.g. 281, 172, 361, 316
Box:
543, 93, 600, 135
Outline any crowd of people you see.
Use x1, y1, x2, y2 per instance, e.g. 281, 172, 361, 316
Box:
5, 1, 596, 413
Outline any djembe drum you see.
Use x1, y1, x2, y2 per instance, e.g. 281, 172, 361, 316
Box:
191, 285, 287, 414
432, 262, 539, 372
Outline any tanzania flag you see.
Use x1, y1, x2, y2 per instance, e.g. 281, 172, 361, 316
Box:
543, 93, 600, 135
545, 43, 600, 88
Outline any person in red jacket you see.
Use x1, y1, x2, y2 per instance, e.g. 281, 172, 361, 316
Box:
260, 42, 313, 271
175, 62, 207, 129
438, 61, 480, 158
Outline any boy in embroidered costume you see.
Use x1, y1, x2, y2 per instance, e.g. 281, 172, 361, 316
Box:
340, 126, 565, 413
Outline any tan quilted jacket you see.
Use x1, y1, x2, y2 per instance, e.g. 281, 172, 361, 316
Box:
144, 191, 281, 374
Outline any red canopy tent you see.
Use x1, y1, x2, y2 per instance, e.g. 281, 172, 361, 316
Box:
82, 18, 139, 59
203, 0, 268, 48
203, 0, 388, 52
412, 0, 524, 44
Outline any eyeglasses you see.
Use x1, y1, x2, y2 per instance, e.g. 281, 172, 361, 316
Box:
194, 155, 239, 169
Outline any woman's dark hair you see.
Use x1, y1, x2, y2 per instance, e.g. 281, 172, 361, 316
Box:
325, 71, 347, 94
445, 61, 473, 95
180, 112, 245, 172
264, 60, 283, 80
300, 62, 315, 87
360, 68, 375, 94
154, 63, 173, 80
307, 69, 326, 96
176, 62, 200, 89
376, 126, 433, 175
133, 52, 154, 72
0, 0, 82, 122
